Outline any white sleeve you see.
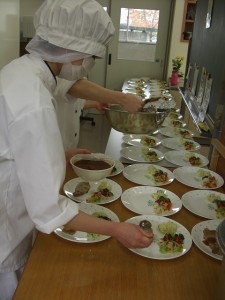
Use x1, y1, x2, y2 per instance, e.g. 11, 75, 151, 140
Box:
8, 106, 79, 234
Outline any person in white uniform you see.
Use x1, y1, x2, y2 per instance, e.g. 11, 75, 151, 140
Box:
0, 1, 153, 299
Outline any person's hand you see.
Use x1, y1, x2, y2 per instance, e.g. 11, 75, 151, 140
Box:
112, 222, 153, 249
93, 101, 108, 113
65, 148, 91, 165
120, 93, 143, 113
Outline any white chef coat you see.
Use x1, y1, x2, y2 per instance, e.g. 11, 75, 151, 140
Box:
0, 54, 79, 274
54, 78, 85, 150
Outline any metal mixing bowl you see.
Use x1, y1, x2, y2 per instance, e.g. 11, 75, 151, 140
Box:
104, 105, 167, 134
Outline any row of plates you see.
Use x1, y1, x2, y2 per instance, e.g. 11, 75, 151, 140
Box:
54, 202, 223, 261
63, 177, 225, 219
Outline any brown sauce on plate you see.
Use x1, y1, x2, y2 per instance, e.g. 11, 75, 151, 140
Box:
74, 159, 111, 170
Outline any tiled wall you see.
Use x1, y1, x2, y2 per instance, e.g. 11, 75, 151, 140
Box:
0, 0, 20, 69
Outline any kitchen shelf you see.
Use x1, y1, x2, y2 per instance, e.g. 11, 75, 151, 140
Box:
181, 0, 197, 42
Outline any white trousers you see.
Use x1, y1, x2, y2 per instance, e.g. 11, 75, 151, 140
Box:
0, 267, 24, 300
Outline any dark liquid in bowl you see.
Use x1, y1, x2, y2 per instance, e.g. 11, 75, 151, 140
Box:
74, 159, 111, 170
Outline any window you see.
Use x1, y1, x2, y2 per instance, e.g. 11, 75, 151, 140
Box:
118, 8, 160, 61
119, 8, 159, 44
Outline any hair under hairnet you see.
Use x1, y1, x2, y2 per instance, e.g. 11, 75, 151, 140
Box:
26, 0, 115, 63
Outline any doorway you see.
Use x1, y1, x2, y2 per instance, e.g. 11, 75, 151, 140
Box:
88, 0, 174, 90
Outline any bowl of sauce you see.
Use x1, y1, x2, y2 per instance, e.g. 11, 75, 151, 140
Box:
70, 153, 115, 181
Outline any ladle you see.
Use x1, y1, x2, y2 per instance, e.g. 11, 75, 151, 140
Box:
139, 220, 152, 233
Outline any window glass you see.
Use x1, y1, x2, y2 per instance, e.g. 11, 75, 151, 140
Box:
118, 8, 160, 61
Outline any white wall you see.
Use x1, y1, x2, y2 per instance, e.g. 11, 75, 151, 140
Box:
167, 0, 189, 80
0, 0, 20, 69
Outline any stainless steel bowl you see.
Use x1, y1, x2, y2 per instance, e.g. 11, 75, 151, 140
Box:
104, 105, 167, 134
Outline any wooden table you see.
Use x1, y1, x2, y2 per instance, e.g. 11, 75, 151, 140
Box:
14, 159, 223, 299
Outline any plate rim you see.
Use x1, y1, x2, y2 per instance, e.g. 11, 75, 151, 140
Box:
63, 177, 122, 204
120, 145, 164, 163
173, 166, 224, 189
164, 150, 209, 167
125, 215, 192, 260
121, 185, 182, 216
123, 163, 174, 186
54, 203, 120, 243
191, 219, 223, 260
181, 189, 225, 219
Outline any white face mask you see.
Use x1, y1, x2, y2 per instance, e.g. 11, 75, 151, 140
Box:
58, 57, 95, 81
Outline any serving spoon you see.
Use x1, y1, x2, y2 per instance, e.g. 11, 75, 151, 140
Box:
139, 220, 153, 233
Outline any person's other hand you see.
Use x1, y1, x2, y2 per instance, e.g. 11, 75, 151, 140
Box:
112, 222, 153, 249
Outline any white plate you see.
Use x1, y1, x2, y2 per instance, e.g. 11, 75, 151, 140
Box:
162, 119, 186, 128
121, 186, 182, 216
173, 167, 224, 189
125, 215, 192, 259
191, 219, 223, 260
54, 203, 119, 243
123, 163, 174, 186
166, 112, 183, 120
162, 137, 201, 151
63, 178, 122, 204
159, 127, 194, 138
164, 150, 209, 167
122, 134, 161, 147
181, 190, 225, 219
120, 146, 164, 163
107, 160, 124, 177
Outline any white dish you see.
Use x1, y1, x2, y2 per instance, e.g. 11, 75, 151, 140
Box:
125, 215, 192, 259
120, 146, 164, 163
122, 134, 161, 147
123, 163, 174, 186
64, 178, 122, 204
164, 150, 209, 167
121, 186, 182, 216
162, 119, 186, 128
107, 160, 124, 177
181, 190, 225, 219
162, 137, 201, 151
173, 166, 224, 189
191, 219, 223, 260
54, 203, 119, 243
159, 127, 194, 138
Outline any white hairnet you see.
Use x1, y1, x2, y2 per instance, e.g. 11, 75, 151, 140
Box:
26, 0, 115, 62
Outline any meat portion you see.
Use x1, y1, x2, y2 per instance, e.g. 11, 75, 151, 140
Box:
73, 182, 90, 197
202, 228, 222, 255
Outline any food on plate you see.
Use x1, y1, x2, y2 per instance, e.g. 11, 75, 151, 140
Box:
86, 181, 114, 203
140, 135, 156, 147
142, 148, 159, 162
139, 220, 153, 233
171, 120, 183, 128
196, 169, 218, 188
74, 159, 112, 170
202, 228, 222, 255
185, 153, 203, 166
168, 112, 179, 120
207, 194, 225, 219
146, 166, 169, 184
158, 232, 185, 253
92, 212, 112, 221
152, 190, 172, 215
158, 221, 177, 234
181, 139, 195, 150
176, 129, 192, 138
73, 181, 90, 197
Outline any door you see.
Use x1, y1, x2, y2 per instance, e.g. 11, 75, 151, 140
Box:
105, 0, 173, 90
